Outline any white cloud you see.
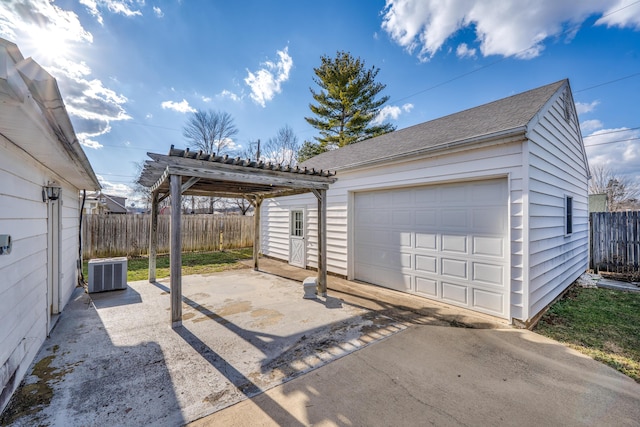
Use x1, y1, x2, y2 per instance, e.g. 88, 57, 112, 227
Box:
153, 6, 164, 18
79, 0, 143, 24
584, 127, 640, 184
575, 100, 600, 115
161, 99, 196, 113
381, 0, 640, 61
580, 119, 603, 133
219, 89, 242, 102
201, 95, 212, 103
0, 0, 130, 145
372, 103, 414, 125
596, 1, 640, 29
244, 46, 293, 107
456, 43, 476, 58
96, 174, 134, 199
79, 138, 104, 149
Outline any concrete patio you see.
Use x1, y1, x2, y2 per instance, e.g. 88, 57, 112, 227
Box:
2, 259, 639, 426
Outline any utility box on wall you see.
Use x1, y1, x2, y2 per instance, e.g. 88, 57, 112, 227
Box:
88, 257, 127, 293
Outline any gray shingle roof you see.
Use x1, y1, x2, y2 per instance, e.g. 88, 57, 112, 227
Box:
301, 79, 567, 171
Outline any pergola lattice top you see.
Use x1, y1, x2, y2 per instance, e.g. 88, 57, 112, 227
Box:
139, 145, 337, 199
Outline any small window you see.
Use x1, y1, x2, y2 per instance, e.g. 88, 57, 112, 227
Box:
291, 210, 304, 237
565, 196, 573, 235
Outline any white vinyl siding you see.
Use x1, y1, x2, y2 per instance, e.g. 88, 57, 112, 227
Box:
263, 141, 525, 319
525, 91, 589, 319
0, 137, 82, 408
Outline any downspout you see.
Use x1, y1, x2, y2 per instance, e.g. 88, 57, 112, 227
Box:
78, 190, 87, 289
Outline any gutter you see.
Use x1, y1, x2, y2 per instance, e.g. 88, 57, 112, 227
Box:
15, 57, 101, 190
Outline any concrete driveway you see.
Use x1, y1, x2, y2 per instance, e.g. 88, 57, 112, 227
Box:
3, 259, 639, 426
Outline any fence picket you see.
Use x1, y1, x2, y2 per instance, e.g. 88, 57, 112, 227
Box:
82, 214, 254, 258
590, 211, 640, 277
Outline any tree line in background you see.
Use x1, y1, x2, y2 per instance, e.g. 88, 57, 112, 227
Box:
589, 164, 640, 211
134, 50, 396, 212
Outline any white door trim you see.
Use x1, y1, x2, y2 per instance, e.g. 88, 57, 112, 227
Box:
289, 208, 306, 268
47, 197, 62, 332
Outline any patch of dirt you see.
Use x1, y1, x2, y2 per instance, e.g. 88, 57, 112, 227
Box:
250, 309, 284, 328
217, 301, 252, 317
0, 350, 81, 426
540, 313, 567, 326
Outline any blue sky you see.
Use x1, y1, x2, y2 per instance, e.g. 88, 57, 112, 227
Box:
1, 0, 640, 205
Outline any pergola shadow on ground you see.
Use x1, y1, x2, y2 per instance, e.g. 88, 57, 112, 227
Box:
138, 146, 337, 326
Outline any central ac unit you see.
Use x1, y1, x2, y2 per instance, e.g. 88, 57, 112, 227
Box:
88, 257, 127, 293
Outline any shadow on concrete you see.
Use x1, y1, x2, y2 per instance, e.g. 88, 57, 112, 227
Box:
0, 288, 183, 427
149, 279, 403, 425
90, 284, 142, 309
174, 325, 305, 427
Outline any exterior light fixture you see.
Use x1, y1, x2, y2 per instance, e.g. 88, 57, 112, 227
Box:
42, 183, 61, 202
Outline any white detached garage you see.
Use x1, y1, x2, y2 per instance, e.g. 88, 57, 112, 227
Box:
262, 79, 589, 325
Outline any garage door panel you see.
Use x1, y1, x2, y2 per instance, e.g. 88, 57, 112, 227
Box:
472, 263, 504, 286
416, 276, 437, 296
473, 289, 504, 314
472, 207, 505, 232
415, 255, 437, 273
392, 210, 413, 225
415, 187, 438, 204
416, 210, 437, 227
471, 181, 505, 203
442, 282, 468, 304
473, 236, 504, 257
354, 178, 508, 319
395, 231, 412, 247
416, 233, 437, 250
441, 234, 467, 253
372, 249, 412, 269
441, 209, 467, 228
441, 185, 467, 203
392, 189, 414, 205
356, 228, 392, 245
357, 266, 411, 292
441, 258, 467, 279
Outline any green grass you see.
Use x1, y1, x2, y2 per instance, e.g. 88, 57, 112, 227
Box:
83, 248, 254, 282
535, 286, 640, 382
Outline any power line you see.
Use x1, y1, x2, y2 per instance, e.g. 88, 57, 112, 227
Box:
584, 137, 640, 147
574, 72, 640, 93
582, 127, 640, 138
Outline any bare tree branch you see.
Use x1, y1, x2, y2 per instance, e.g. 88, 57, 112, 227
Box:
183, 110, 239, 155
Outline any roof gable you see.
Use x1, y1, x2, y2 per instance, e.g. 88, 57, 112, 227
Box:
302, 80, 567, 171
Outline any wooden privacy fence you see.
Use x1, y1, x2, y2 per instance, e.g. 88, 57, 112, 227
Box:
590, 211, 640, 276
83, 214, 254, 259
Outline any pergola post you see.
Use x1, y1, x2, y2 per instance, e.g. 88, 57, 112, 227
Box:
316, 189, 327, 296
148, 190, 158, 282
170, 174, 182, 328
253, 197, 262, 271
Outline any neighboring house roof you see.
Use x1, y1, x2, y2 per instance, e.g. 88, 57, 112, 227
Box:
0, 38, 100, 190
301, 80, 567, 171
103, 194, 127, 214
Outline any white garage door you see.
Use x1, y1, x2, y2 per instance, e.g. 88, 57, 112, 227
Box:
354, 179, 508, 318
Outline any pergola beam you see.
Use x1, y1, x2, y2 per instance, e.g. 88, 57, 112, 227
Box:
170, 174, 182, 327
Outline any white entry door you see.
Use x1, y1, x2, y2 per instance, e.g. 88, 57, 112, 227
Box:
289, 209, 306, 268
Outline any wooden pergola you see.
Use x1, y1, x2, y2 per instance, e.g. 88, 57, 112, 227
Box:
138, 146, 337, 327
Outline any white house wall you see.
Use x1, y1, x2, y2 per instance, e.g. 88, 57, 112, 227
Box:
262, 140, 527, 319
0, 136, 81, 410
525, 90, 589, 320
